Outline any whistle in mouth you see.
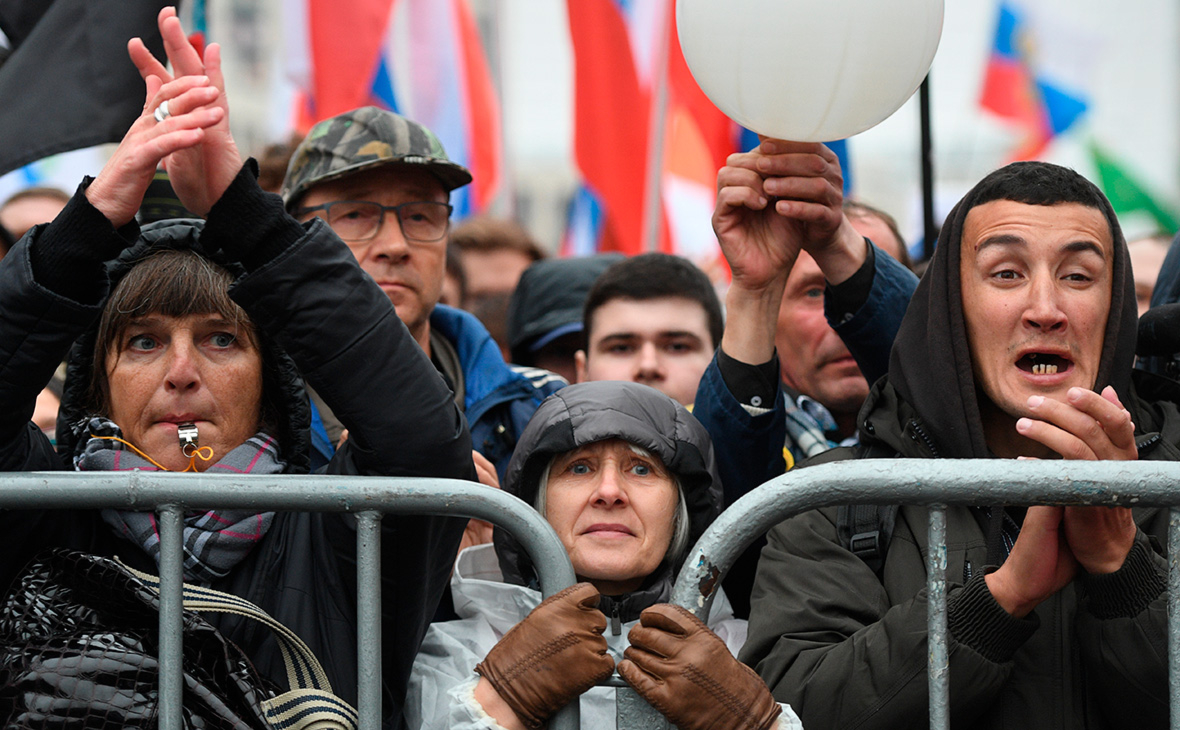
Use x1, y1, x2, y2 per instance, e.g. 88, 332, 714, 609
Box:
178, 422, 199, 457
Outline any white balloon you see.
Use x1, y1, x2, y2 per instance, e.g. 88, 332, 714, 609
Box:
676, 0, 944, 142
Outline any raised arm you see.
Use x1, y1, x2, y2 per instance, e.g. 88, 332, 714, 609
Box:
696, 141, 862, 502
713, 140, 861, 368
0, 39, 225, 465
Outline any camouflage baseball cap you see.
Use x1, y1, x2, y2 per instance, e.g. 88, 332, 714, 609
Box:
281, 106, 473, 209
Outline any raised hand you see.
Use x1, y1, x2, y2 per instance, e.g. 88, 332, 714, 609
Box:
619, 603, 782, 730
714, 147, 804, 296
714, 140, 867, 365
1015, 385, 1137, 461
715, 140, 865, 291
127, 6, 242, 216
85, 74, 222, 228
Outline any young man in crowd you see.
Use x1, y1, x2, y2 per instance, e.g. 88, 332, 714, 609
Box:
575, 253, 722, 407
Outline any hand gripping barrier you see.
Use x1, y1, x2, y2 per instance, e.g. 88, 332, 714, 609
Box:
0, 472, 588, 730
11, 459, 1178, 730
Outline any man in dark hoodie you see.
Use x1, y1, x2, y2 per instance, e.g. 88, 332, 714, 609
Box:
722, 141, 1178, 729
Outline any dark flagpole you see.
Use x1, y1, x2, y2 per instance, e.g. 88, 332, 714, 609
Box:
920, 74, 936, 262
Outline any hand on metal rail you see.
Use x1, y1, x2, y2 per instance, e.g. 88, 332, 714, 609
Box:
619, 603, 782, 730
474, 582, 614, 729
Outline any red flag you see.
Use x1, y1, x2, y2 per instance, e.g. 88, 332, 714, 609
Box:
306, 0, 396, 120
566, 0, 653, 255
565, 0, 742, 268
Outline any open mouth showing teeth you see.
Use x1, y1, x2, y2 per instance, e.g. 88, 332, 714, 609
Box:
1017, 353, 1070, 375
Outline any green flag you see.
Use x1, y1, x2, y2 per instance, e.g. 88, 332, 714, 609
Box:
1089, 141, 1178, 233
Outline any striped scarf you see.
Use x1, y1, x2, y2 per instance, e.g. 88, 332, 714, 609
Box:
73, 417, 285, 584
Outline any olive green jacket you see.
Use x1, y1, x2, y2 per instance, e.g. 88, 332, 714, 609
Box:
740, 380, 1178, 730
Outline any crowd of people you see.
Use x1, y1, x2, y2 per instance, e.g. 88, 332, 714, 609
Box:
1, 8, 1175, 730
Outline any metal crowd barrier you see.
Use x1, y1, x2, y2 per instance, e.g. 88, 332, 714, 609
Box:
0, 472, 585, 730
7, 460, 1179, 730
647, 458, 1180, 730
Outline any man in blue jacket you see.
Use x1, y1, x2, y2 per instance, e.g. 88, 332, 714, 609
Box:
281, 108, 563, 480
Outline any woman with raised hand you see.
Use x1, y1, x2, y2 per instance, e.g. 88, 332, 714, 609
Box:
0, 8, 471, 726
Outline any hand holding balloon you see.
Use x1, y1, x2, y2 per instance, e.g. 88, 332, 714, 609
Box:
715, 140, 865, 293
678, 0, 944, 141
713, 139, 865, 366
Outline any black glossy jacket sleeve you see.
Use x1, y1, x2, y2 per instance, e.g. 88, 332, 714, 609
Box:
206, 164, 474, 481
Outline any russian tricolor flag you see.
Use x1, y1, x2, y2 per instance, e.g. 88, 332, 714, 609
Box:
980, 1, 1091, 160
285, 0, 501, 217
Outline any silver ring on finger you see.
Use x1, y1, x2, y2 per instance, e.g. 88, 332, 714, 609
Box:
153, 100, 171, 123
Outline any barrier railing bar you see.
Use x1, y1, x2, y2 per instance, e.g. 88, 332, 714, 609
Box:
357, 510, 382, 730
669, 459, 1180, 730
30, 462, 1178, 729
158, 502, 185, 730
0, 474, 579, 730
926, 505, 949, 730
1170, 507, 1180, 730
673, 459, 1180, 616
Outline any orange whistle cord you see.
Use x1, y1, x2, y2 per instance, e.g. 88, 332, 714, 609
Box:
90, 435, 216, 472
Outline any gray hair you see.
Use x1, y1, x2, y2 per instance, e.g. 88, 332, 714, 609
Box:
535, 443, 691, 569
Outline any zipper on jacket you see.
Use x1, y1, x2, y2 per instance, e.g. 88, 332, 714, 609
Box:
610, 600, 622, 636
1137, 432, 1161, 454
909, 419, 940, 458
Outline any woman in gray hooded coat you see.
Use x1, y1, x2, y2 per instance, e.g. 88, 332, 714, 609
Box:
405, 381, 803, 730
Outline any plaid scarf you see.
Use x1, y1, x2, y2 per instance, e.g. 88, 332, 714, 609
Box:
73, 417, 285, 584
784, 394, 858, 466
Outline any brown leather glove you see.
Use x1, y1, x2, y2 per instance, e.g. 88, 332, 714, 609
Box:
475, 582, 615, 728
618, 603, 782, 730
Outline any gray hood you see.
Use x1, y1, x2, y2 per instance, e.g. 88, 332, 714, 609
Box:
494, 381, 720, 589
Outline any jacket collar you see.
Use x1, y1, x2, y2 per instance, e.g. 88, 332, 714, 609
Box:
429, 304, 531, 414
450, 544, 738, 637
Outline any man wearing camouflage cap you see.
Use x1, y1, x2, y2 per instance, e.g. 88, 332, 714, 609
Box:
283, 107, 563, 479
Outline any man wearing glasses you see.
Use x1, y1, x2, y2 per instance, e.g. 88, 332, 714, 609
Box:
282, 107, 564, 479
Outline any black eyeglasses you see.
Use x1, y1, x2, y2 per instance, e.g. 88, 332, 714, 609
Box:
294, 200, 453, 243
